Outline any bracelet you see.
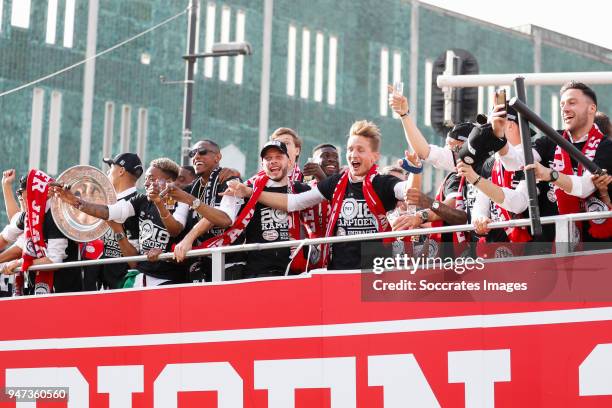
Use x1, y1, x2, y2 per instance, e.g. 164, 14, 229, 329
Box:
400, 158, 423, 174
472, 175, 482, 186
400, 110, 410, 117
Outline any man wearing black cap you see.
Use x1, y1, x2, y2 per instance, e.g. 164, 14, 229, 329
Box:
179, 140, 312, 278
82, 153, 144, 290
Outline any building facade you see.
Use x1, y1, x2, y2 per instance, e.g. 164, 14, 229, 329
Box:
0, 0, 611, 222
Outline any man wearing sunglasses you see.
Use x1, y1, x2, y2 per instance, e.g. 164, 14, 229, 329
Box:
144, 140, 244, 281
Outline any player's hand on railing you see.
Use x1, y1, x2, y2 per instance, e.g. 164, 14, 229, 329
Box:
173, 239, 193, 263
146, 248, 163, 262
473, 216, 492, 236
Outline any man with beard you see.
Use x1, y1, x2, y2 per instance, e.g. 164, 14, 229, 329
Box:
271, 128, 304, 182
165, 140, 243, 280
224, 121, 412, 270
177, 140, 311, 278
496, 81, 612, 241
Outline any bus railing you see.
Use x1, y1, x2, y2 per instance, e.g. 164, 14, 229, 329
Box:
13, 210, 612, 282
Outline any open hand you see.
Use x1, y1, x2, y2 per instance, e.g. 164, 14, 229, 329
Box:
221, 180, 253, 198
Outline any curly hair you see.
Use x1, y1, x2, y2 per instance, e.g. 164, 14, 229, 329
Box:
150, 157, 180, 180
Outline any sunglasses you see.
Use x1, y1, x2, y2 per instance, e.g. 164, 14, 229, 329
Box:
16, 188, 23, 197
188, 147, 210, 158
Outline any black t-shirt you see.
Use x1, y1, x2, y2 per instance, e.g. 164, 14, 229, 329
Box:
101, 190, 139, 258
317, 173, 400, 270
243, 182, 311, 276
127, 194, 188, 281
183, 175, 244, 266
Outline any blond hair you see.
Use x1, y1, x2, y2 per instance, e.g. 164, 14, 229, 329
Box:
150, 157, 180, 180
271, 127, 303, 151
348, 120, 381, 151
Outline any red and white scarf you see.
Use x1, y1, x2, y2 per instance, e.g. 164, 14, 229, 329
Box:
553, 125, 611, 239
429, 174, 468, 255
195, 171, 270, 249
22, 169, 55, 294
490, 160, 532, 243
194, 172, 308, 272
289, 163, 303, 183
321, 165, 390, 266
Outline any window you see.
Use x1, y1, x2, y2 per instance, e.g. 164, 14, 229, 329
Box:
424, 59, 433, 126
63, 0, 75, 47
477, 86, 484, 116
12, 0, 31, 28
379, 48, 389, 116
103, 102, 115, 160
29, 88, 45, 170
47, 91, 63, 175
120, 105, 132, 152
45, 0, 58, 44
204, 2, 216, 78
327, 36, 337, 105
219, 6, 231, 81
391, 51, 401, 118
0, 1, 3, 32
314, 32, 324, 102
233, 10, 246, 84
551, 94, 559, 130
300, 28, 310, 99
137, 108, 148, 163
286, 24, 297, 96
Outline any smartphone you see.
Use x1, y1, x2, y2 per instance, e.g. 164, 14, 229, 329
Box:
495, 89, 507, 115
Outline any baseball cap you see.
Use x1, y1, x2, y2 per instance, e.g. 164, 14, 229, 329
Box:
103, 153, 144, 178
260, 140, 289, 158
447, 122, 475, 142
506, 106, 536, 136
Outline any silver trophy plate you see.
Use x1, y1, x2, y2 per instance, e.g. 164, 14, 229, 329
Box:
50, 165, 117, 242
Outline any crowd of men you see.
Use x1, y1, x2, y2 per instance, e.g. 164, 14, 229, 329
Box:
0, 80, 610, 295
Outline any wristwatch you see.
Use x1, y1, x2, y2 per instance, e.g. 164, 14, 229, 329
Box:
549, 170, 560, 183
114, 232, 126, 241
191, 198, 202, 210
418, 210, 429, 223
431, 200, 441, 211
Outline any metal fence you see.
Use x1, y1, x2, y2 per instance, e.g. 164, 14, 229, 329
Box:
15, 210, 612, 282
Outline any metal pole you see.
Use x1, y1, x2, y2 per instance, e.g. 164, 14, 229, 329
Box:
513, 77, 542, 237
181, 0, 199, 165
437, 71, 612, 88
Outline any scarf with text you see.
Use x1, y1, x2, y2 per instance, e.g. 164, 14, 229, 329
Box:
490, 160, 532, 243
289, 163, 303, 183
22, 169, 55, 294
194, 171, 270, 249
321, 165, 390, 266
553, 125, 611, 239
429, 173, 468, 256
194, 172, 305, 272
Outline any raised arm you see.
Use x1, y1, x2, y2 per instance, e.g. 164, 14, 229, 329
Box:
2, 170, 20, 221
388, 87, 431, 160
